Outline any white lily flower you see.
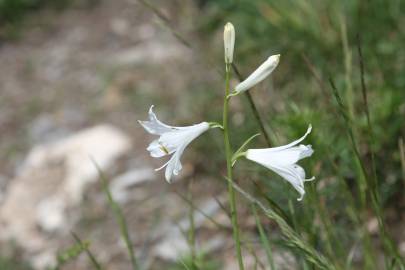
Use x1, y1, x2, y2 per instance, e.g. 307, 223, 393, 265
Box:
139, 105, 209, 183
234, 54, 280, 94
224, 22, 235, 64
246, 125, 314, 201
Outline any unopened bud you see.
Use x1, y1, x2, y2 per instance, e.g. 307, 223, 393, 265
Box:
224, 22, 235, 64
234, 54, 280, 93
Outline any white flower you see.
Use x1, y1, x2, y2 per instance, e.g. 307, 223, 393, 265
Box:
224, 22, 235, 64
234, 54, 280, 94
139, 105, 209, 183
245, 125, 314, 201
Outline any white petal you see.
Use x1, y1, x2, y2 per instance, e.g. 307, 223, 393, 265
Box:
234, 54, 280, 93
164, 145, 185, 183
138, 105, 179, 135
155, 122, 209, 182
159, 122, 209, 151
268, 164, 307, 200
249, 125, 312, 155
147, 140, 167, 157
246, 144, 313, 166
270, 163, 305, 186
147, 139, 179, 158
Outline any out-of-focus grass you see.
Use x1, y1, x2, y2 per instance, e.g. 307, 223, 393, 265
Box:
0, 0, 98, 39
169, 253, 222, 270
0, 255, 33, 270
0, 0, 70, 24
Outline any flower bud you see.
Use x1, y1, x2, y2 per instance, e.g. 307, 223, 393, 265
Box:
224, 22, 235, 64
234, 54, 280, 93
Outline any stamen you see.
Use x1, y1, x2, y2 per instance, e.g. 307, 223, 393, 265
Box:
159, 144, 170, 154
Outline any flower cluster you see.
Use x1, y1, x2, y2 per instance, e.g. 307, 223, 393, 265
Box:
139, 22, 314, 200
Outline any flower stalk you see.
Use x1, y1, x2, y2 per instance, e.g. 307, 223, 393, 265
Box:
223, 62, 244, 270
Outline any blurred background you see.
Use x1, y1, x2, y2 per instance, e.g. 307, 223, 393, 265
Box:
0, 0, 404, 269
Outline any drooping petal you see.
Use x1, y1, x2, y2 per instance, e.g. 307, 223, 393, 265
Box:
162, 123, 209, 182
245, 125, 314, 201
267, 163, 307, 201
246, 144, 313, 166
164, 144, 186, 182
138, 105, 179, 135
234, 54, 280, 93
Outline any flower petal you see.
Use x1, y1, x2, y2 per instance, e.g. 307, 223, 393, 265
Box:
138, 105, 179, 135
164, 145, 186, 183
247, 144, 313, 166
268, 163, 307, 200
146, 139, 178, 158
248, 125, 312, 155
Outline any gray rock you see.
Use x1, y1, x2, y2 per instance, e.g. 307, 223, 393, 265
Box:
0, 124, 131, 269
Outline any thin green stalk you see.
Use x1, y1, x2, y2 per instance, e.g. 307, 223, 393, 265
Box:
340, 14, 355, 121
303, 54, 376, 268
91, 159, 139, 270
226, 178, 336, 270
187, 180, 197, 270
357, 35, 403, 265
175, 190, 227, 230
252, 204, 275, 270
223, 63, 244, 270
329, 78, 403, 265
399, 138, 405, 185
53, 240, 90, 270
71, 232, 103, 270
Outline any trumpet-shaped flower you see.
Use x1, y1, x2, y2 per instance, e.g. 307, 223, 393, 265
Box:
245, 125, 314, 201
224, 22, 235, 64
233, 54, 280, 94
139, 105, 209, 183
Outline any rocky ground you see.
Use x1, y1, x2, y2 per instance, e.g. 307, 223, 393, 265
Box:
0, 1, 294, 269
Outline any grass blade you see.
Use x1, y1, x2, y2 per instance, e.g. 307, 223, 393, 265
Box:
399, 138, 405, 185
225, 177, 337, 270
252, 204, 276, 270
91, 158, 139, 270
52, 239, 90, 270
71, 232, 103, 270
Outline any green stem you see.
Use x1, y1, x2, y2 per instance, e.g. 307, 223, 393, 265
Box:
223, 63, 244, 270
187, 180, 197, 270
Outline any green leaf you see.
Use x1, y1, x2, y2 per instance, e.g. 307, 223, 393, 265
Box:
231, 133, 260, 166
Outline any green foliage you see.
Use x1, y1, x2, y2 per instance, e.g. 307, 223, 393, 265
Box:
52, 240, 90, 270
169, 253, 222, 270
94, 160, 139, 270
0, 0, 69, 24
0, 256, 33, 270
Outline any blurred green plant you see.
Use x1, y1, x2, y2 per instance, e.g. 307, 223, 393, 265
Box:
0, 0, 69, 24
169, 252, 222, 270
0, 256, 33, 270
